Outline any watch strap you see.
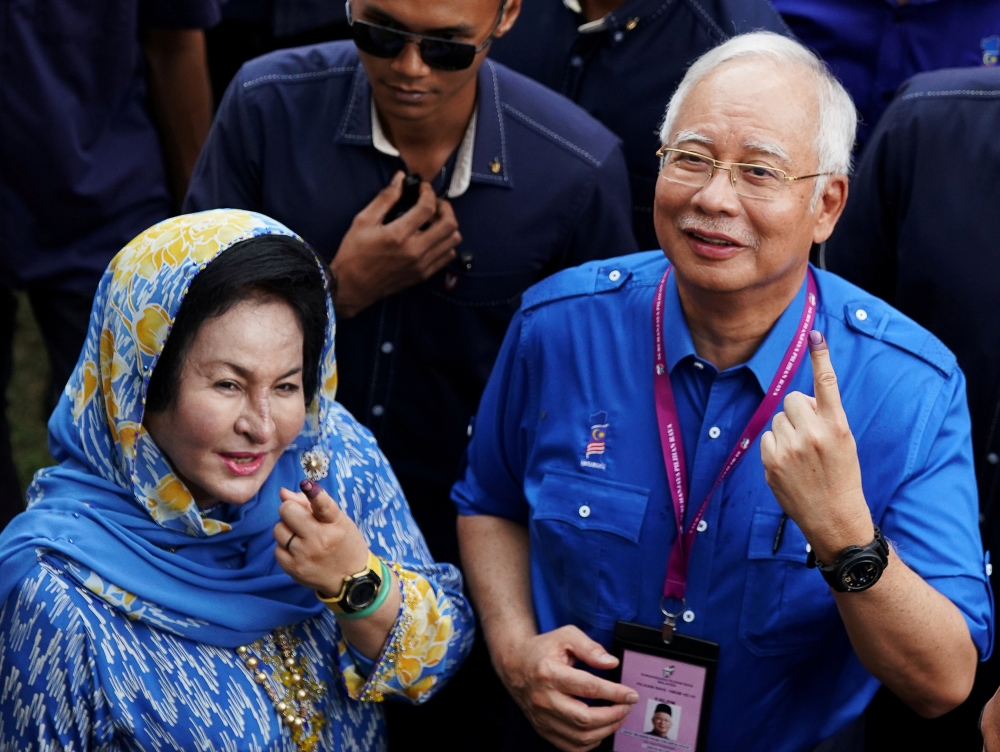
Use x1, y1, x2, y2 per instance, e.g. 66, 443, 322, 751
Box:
317, 550, 383, 611
336, 559, 392, 620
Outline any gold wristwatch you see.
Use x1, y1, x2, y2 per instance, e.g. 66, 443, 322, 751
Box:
317, 550, 384, 615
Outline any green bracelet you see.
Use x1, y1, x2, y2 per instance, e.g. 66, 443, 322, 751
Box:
336, 559, 393, 620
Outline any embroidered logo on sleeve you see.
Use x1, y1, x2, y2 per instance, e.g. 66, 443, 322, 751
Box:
983, 36, 999, 66
581, 412, 609, 470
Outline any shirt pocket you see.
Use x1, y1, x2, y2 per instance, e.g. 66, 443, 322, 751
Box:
532, 470, 649, 630
738, 508, 839, 657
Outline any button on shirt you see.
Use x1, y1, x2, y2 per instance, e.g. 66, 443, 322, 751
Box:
772, 0, 1000, 151
452, 252, 993, 752
0, 0, 221, 291
185, 41, 636, 564
825, 67, 1000, 557
488, 0, 791, 250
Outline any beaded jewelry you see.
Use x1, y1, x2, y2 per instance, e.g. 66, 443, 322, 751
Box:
236, 627, 328, 751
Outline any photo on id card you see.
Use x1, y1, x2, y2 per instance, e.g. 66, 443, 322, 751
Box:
600, 622, 718, 752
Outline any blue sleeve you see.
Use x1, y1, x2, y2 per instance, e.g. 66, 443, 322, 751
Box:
323, 407, 475, 704
140, 0, 221, 29
879, 367, 994, 659
0, 563, 112, 750
451, 310, 534, 524
565, 144, 638, 265
183, 69, 263, 213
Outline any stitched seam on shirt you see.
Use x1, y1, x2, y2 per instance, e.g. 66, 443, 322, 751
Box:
903, 367, 948, 481
900, 89, 1000, 101
488, 61, 511, 181
683, 0, 727, 39
339, 70, 370, 141
242, 66, 356, 89
500, 104, 601, 167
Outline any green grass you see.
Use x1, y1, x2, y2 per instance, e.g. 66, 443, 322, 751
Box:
9, 294, 55, 490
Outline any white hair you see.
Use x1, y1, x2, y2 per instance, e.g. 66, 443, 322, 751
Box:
658, 32, 857, 206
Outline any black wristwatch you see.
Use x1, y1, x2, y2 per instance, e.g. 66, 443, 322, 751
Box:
807, 526, 890, 592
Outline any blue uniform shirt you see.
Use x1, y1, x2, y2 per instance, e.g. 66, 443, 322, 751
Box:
185, 41, 635, 565
452, 251, 993, 752
0, 0, 220, 292
772, 0, 1000, 151
488, 0, 791, 249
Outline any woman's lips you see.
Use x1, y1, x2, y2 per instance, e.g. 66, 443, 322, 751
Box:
218, 452, 267, 477
683, 229, 747, 260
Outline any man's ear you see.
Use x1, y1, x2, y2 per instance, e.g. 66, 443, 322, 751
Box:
812, 174, 849, 245
494, 0, 522, 38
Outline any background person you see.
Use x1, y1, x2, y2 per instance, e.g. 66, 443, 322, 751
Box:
452, 32, 992, 752
184, 0, 635, 745
488, 0, 792, 249
0, 210, 473, 750
824, 65, 1000, 752
771, 0, 1000, 152
0, 0, 218, 529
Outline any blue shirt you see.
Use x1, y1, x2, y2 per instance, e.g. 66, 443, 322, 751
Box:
771, 0, 1000, 151
184, 42, 635, 565
452, 251, 993, 752
825, 67, 1000, 561
0, 0, 220, 292
488, 0, 792, 250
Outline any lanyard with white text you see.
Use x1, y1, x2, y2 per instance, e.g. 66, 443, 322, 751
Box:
653, 267, 818, 640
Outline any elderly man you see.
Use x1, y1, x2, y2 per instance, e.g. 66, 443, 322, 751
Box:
453, 32, 993, 752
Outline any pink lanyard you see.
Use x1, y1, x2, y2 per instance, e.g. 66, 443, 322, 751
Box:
654, 268, 818, 615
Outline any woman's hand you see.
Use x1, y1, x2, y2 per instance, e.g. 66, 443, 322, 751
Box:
273, 480, 369, 597
273, 480, 401, 659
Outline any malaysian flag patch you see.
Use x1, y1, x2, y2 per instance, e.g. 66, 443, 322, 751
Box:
581, 412, 609, 470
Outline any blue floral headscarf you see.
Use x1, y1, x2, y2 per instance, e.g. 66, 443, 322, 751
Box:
0, 210, 338, 647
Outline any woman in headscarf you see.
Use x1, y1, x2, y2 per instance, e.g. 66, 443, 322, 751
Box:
0, 210, 473, 751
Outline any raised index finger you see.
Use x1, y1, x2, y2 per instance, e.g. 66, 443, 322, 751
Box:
300, 479, 340, 524
808, 330, 843, 416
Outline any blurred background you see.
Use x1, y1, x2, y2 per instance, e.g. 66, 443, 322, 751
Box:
9, 295, 54, 490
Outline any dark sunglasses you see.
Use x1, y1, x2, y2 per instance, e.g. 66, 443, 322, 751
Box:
345, 0, 507, 71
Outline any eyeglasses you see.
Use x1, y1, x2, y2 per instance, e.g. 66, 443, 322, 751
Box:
346, 0, 507, 71
655, 147, 831, 201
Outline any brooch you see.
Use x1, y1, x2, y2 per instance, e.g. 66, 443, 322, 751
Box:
299, 449, 330, 481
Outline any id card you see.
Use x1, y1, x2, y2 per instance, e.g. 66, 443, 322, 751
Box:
601, 622, 719, 752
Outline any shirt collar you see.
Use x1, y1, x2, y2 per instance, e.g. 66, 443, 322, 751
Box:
336, 58, 513, 192
662, 268, 811, 393
370, 98, 479, 199
562, 0, 608, 32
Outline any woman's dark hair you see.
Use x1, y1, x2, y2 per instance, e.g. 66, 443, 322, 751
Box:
146, 234, 330, 413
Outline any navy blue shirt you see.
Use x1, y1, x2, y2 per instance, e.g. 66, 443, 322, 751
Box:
488, 0, 791, 250
825, 67, 1000, 557
772, 0, 1000, 151
453, 252, 993, 751
0, 0, 220, 292
184, 41, 636, 563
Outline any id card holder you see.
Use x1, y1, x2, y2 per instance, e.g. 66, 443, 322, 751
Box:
600, 621, 719, 752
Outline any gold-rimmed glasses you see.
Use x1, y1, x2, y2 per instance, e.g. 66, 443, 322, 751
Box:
656, 146, 831, 201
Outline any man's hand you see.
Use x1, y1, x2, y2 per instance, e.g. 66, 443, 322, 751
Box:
496, 625, 639, 752
331, 171, 462, 317
273, 480, 370, 597
760, 330, 874, 563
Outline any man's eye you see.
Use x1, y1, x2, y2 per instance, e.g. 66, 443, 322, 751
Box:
742, 165, 781, 181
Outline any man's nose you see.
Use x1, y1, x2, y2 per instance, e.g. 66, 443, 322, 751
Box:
391, 38, 430, 78
692, 165, 743, 215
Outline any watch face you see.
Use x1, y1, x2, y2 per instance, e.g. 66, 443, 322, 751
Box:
842, 559, 882, 590
346, 578, 379, 609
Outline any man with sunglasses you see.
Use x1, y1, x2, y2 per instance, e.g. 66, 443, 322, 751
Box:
453, 33, 991, 752
185, 0, 635, 746
488, 0, 791, 251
